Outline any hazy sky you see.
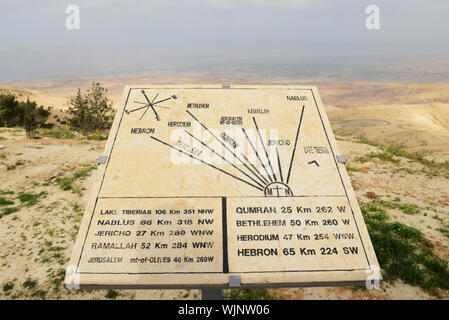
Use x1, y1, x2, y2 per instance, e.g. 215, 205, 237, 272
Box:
1, 0, 448, 81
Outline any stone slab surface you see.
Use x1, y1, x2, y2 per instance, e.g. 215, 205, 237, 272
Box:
65, 85, 381, 289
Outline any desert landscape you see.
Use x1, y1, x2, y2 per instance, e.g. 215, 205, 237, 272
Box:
0, 80, 448, 300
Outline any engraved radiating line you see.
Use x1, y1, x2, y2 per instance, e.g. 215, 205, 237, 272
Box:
139, 94, 155, 120
133, 101, 170, 109
240, 152, 269, 186
186, 110, 266, 187
150, 136, 264, 192
184, 130, 265, 189
141, 90, 160, 121
253, 117, 277, 182
241, 128, 271, 184
140, 92, 159, 120
153, 97, 174, 105
276, 147, 284, 183
127, 105, 149, 113
286, 105, 305, 184
151, 93, 159, 105
238, 152, 267, 185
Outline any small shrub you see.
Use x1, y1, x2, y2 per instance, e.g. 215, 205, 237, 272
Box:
7, 159, 25, 170
373, 199, 421, 215
2, 282, 14, 292
89, 129, 107, 141
358, 152, 400, 164
0, 207, 20, 218
31, 289, 47, 299
345, 165, 359, 173
22, 278, 38, 289
46, 126, 76, 139
55, 165, 96, 193
355, 138, 380, 147
105, 289, 119, 299
0, 197, 14, 206
17, 191, 47, 206
47, 268, 66, 292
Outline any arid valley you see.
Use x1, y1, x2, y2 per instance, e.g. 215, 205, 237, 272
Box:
1, 80, 448, 300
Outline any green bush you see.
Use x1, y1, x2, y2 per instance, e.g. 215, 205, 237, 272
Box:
2, 282, 14, 292
67, 83, 114, 138
89, 128, 107, 141
0, 94, 50, 138
0, 207, 19, 218
361, 201, 449, 296
46, 126, 76, 139
22, 278, 37, 289
105, 289, 119, 299
0, 94, 22, 127
17, 191, 47, 206
0, 197, 14, 206
373, 199, 421, 215
55, 165, 97, 194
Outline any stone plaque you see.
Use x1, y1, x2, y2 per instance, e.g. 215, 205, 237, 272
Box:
65, 85, 381, 289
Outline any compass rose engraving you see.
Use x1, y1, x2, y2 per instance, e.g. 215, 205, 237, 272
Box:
125, 90, 177, 121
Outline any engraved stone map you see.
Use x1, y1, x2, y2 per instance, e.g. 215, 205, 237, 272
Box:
65, 85, 381, 289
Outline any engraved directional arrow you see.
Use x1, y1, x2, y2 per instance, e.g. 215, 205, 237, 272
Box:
152, 95, 177, 105
308, 160, 320, 167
